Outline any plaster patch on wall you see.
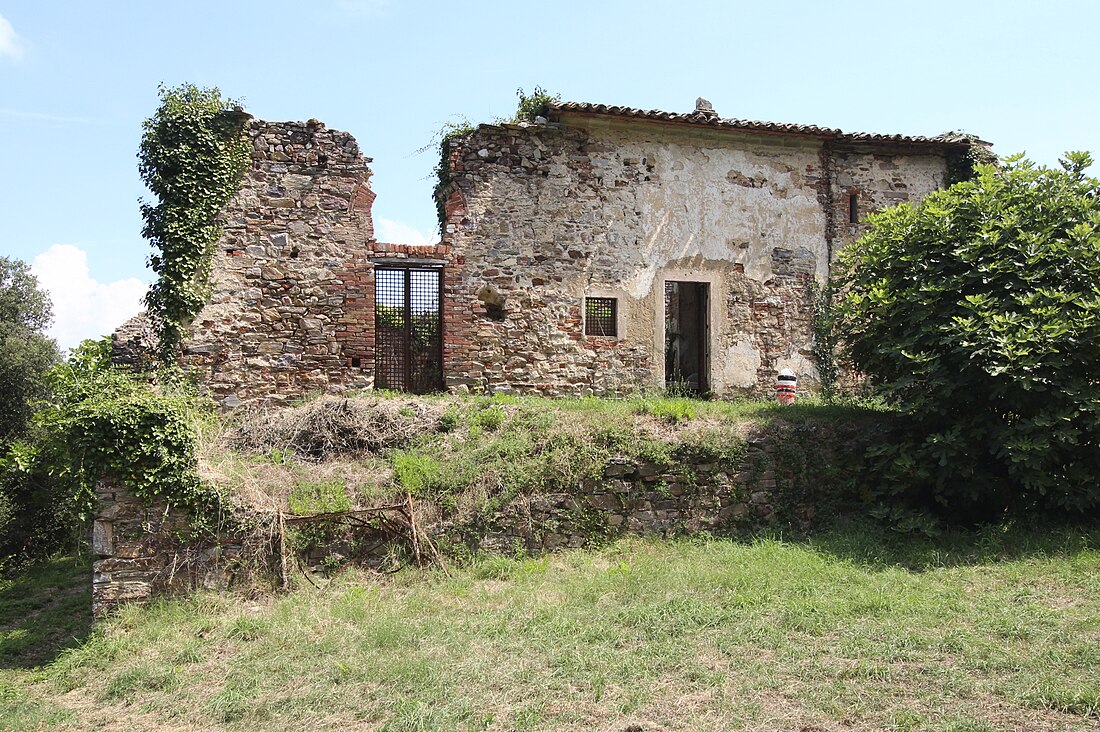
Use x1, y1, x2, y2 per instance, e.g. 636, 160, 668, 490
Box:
775, 351, 819, 385
721, 338, 763, 388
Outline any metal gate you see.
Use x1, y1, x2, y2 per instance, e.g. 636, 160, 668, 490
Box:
374, 266, 443, 394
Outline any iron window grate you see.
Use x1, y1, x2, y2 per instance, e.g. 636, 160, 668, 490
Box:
585, 297, 617, 337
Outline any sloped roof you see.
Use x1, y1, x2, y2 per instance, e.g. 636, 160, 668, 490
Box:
548, 101, 977, 147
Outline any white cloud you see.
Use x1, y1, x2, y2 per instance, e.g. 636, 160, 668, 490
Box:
31, 245, 148, 352
375, 218, 441, 246
0, 13, 23, 61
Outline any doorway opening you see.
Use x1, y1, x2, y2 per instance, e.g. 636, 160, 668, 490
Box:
664, 281, 709, 395
374, 266, 443, 394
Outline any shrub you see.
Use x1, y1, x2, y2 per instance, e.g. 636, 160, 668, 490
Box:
1, 339, 220, 562
837, 152, 1100, 517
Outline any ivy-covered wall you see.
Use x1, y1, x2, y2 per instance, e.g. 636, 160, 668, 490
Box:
177, 119, 457, 407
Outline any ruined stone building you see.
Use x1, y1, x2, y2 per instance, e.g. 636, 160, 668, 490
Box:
116, 98, 983, 406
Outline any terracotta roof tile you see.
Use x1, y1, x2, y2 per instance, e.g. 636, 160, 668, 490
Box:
548, 101, 976, 147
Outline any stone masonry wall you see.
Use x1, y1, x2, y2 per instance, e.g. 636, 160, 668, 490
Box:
92, 421, 867, 614
181, 119, 458, 407
440, 116, 952, 398
91, 480, 272, 617
142, 112, 960, 406
478, 422, 848, 552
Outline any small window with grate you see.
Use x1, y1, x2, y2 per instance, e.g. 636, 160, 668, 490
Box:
585, 297, 617, 337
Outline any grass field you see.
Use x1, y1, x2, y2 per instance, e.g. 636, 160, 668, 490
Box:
2, 522, 1098, 731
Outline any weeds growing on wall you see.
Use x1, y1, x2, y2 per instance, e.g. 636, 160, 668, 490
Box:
139, 83, 251, 359
430, 86, 560, 234
808, 279, 840, 401
512, 85, 559, 123
425, 118, 476, 235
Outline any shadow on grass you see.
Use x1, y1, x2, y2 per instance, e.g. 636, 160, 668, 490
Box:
799, 517, 1100, 572
0, 554, 93, 669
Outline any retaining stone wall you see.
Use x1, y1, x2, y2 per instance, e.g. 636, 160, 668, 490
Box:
92, 422, 862, 615
91, 481, 272, 617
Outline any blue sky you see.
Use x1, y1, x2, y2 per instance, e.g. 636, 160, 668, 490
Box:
2, 0, 1098, 348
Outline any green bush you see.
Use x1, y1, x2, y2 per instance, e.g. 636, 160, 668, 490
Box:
837, 152, 1100, 517
1, 339, 220, 562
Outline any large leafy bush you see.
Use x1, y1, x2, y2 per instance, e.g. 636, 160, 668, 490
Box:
838, 152, 1100, 517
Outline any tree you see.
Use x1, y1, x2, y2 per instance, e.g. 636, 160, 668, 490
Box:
837, 152, 1100, 517
0, 257, 60, 447
0, 258, 61, 563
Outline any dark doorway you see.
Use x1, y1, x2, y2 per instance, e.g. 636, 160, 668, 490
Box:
664, 281, 709, 395
374, 267, 443, 394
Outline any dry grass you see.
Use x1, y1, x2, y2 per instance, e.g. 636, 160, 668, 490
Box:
230, 396, 444, 461
196, 396, 447, 512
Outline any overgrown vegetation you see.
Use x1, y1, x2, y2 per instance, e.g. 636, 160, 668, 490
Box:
139, 83, 251, 358
2, 524, 1097, 730
807, 278, 840, 401
838, 151, 1100, 519
944, 135, 998, 185
211, 393, 877, 526
1, 339, 220, 564
0, 257, 62, 561
511, 85, 559, 123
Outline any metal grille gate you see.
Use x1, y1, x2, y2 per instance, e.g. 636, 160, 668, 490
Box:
374, 266, 443, 394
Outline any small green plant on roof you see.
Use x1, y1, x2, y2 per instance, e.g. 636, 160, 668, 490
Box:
139, 83, 251, 359
513, 86, 559, 123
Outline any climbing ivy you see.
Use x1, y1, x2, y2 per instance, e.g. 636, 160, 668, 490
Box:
808, 278, 840, 401
139, 83, 251, 359
431, 86, 560, 234
37, 340, 219, 527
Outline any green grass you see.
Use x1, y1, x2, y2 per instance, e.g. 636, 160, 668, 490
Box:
2, 522, 1098, 730
384, 394, 883, 512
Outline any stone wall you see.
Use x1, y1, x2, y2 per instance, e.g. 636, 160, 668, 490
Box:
438, 114, 955, 398
91, 480, 273, 617
476, 423, 846, 552
179, 119, 458, 407
123, 108, 969, 406
91, 420, 866, 614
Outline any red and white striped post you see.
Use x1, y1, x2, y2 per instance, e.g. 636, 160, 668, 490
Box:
776, 368, 797, 405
